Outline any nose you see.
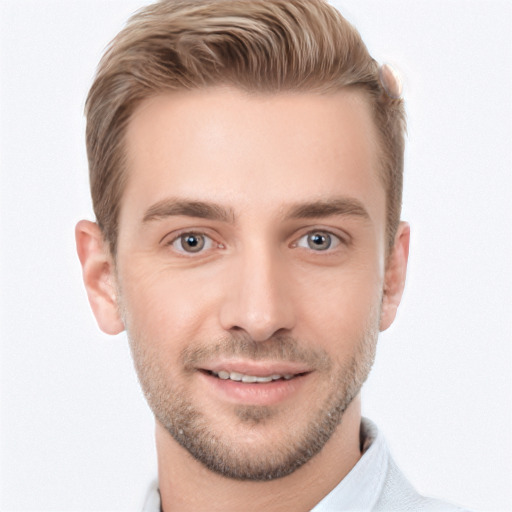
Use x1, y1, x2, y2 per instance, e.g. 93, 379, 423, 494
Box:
219, 245, 296, 342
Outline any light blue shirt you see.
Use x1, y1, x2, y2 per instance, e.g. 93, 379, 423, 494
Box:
142, 418, 469, 511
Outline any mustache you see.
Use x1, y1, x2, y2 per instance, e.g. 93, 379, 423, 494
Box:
180, 331, 332, 372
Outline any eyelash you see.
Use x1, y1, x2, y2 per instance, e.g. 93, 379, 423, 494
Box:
166, 229, 344, 254
166, 231, 223, 255
165, 229, 348, 258
293, 230, 344, 252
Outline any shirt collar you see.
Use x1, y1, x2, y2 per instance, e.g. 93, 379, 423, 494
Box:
310, 417, 389, 511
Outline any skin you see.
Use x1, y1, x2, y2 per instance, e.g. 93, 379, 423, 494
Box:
76, 87, 409, 511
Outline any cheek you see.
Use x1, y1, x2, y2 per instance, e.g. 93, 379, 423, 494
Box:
294, 262, 383, 339
118, 261, 217, 344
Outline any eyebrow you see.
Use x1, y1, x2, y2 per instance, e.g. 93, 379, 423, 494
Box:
142, 199, 235, 224
141, 196, 370, 224
284, 197, 371, 222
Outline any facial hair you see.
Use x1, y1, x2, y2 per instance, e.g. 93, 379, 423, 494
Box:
124, 318, 379, 481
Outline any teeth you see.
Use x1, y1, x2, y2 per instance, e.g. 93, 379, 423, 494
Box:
255, 376, 273, 382
211, 370, 293, 383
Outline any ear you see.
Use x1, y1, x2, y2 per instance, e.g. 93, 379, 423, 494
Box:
379, 221, 410, 332
75, 220, 125, 335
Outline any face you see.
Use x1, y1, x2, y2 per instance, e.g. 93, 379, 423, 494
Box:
81, 87, 408, 480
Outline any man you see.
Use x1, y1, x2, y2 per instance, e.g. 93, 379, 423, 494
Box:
75, 1, 468, 510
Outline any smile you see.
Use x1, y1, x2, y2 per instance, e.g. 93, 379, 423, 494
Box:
209, 370, 297, 382
198, 366, 311, 406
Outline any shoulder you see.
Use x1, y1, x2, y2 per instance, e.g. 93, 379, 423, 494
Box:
374, 454, 471, 512
358, 418, 472, 512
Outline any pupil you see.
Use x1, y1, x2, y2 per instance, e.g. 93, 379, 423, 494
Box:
308, 233, 330, 250
182, 234, 204, 252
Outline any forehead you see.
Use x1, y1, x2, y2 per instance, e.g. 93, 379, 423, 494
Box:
121, 87, 384, 225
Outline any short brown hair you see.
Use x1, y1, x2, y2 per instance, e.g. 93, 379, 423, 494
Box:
86, 0, 406, 256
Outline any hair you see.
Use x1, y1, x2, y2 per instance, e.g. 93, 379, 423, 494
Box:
86, 0, 406, 256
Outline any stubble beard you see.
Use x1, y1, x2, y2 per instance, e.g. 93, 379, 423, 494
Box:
125, 320, 378, 481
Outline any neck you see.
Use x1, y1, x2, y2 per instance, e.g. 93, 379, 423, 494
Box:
156, 397, 362, 512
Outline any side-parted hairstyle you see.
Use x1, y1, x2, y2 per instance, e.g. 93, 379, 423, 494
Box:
86, 0, 406, 256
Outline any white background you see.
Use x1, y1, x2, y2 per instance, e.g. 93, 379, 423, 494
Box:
0, 1, 510, 510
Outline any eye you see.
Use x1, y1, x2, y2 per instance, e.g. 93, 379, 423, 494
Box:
296, 230, 341, 251
170, 233, 213, 254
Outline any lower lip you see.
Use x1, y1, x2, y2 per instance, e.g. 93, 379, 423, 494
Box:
198, 371, 310, 406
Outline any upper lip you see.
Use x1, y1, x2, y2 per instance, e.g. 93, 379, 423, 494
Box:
199, 360, 313, 377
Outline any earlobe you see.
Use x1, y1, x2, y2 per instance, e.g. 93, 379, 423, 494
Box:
75, 220, 125, 335
379, 222, 410, 332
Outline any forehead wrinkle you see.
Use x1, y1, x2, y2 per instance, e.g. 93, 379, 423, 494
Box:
142, 198, 236, 224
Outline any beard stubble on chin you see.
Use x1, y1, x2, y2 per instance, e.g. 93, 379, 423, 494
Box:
126, 325, 378, 481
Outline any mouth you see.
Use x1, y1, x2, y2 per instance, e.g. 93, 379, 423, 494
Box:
197, 363, 312, 406
203, 369, 308, 383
